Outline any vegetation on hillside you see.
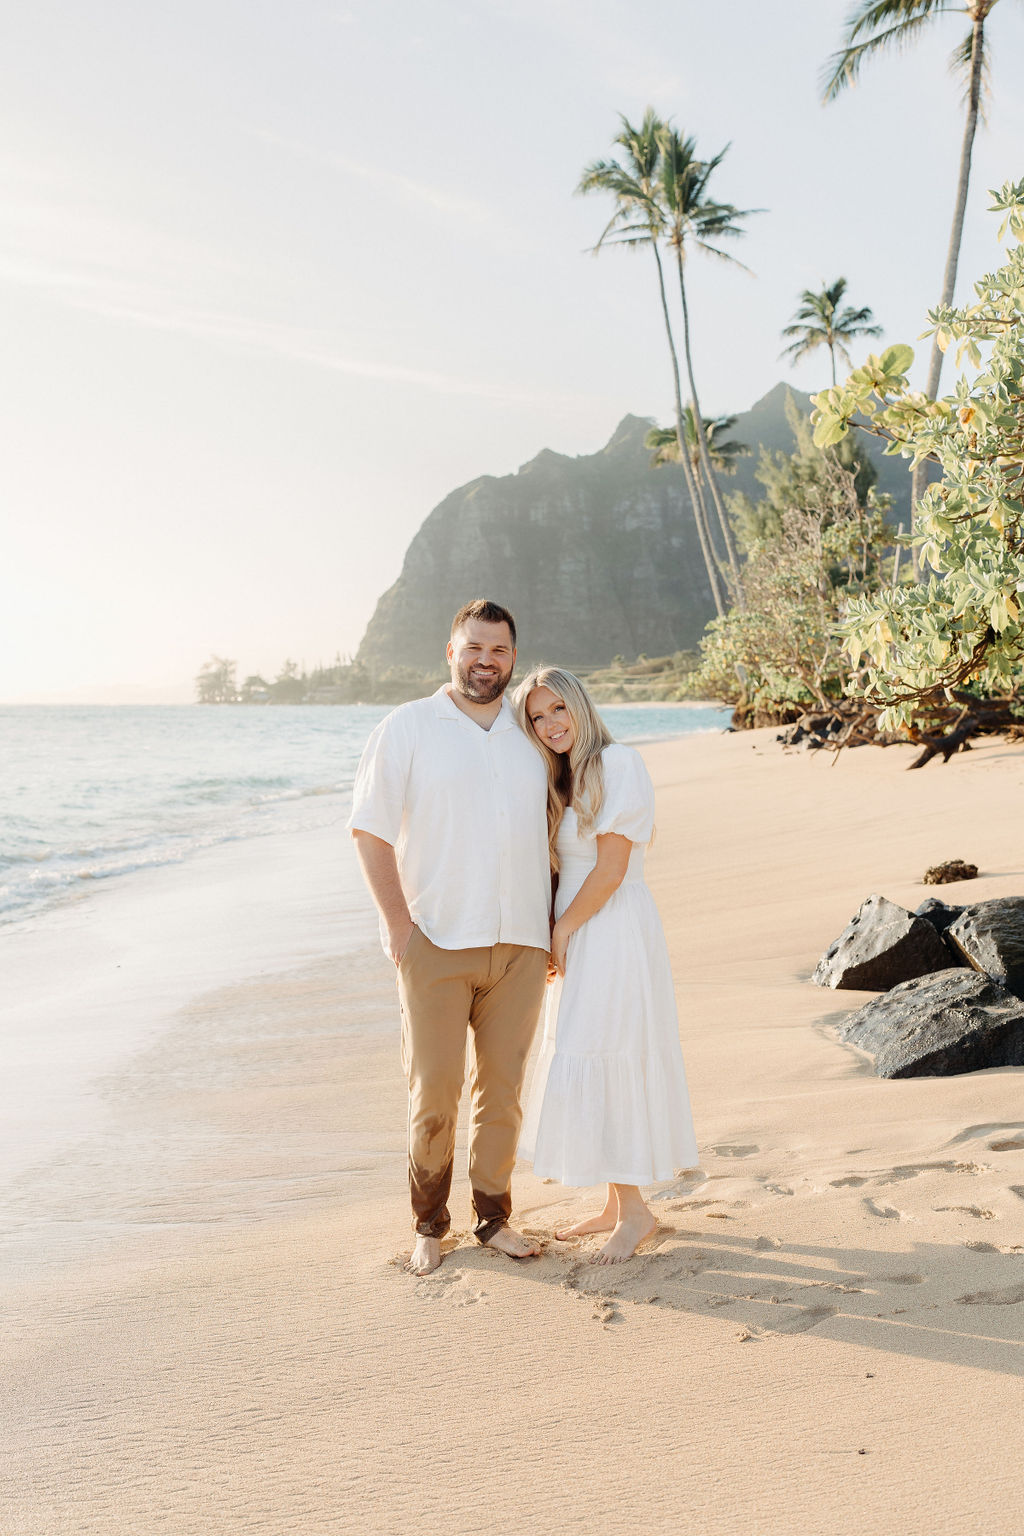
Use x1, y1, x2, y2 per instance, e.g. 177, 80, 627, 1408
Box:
685, 400, 897, 725
581, 653, 701, 703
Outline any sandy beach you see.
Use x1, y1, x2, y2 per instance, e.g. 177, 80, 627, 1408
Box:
3, 727, 1024, 1536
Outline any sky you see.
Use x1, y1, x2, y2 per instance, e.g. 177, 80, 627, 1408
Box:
2, 0, 1022, 702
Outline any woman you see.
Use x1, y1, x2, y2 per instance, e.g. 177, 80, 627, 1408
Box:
513, 667, 699, 1264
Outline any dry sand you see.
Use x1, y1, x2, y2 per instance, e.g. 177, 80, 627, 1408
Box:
3, 728, 1024, 1535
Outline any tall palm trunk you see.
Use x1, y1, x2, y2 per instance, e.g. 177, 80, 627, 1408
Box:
909, 7, 988, 576
688, 446, 719, 573
651, 244, 725, 616
673, 251, 744, 603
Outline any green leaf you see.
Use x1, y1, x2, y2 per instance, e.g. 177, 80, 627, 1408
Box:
880, 343, 914, 377
812, 414, 847, 448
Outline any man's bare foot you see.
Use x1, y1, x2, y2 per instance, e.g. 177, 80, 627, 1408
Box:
593, 1212, 657, 1265
483, 1225, 542, 1259
405, 1235, 442, 1275
555, 1201, 618, 1240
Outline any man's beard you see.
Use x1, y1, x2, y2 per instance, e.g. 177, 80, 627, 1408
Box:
454, 659, 513, 704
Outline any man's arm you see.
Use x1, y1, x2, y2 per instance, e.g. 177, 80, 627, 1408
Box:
351, 830, 415, 966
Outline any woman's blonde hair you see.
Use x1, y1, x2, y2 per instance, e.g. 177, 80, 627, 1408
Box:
512, 666, 613, 870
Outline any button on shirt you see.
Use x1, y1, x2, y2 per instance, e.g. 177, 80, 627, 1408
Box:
347, 687, 551, 953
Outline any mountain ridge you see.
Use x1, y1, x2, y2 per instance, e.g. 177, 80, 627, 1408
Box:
355, 384, 913, 672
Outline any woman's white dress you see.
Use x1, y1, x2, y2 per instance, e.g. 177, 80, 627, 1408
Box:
519, 743, 699, 1188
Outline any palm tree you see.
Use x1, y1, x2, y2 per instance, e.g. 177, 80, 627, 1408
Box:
780, 278, 882, 385
577, 112, 726, 616
645, 411, 750, 478
823, 0, 1010, 547
656, 127, 757, 592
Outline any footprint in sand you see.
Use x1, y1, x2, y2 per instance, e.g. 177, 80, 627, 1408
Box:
413, 1268, 487, 1306
989, 1137, 1024, 1152
949, 1122, 1024, 1146
710, 1144, 760, 1158
877, 1272, 925, 1286
879, 1160, 988, 1183
1010, 1187, 1024, 1202
863, 1197, 912, 1221
755, 1235, 783, 1251
936, 1205, 997, 1220
830, 1175, 869, 1188
955, 1283, 1024, 1306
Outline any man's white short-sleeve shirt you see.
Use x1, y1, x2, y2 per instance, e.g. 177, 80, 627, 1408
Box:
347, 687, 551, 953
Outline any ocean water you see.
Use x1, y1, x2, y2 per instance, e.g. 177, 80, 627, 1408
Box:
0, 701, 729, 929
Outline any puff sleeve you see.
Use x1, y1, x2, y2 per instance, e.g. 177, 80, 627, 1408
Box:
592, 744, 655, 844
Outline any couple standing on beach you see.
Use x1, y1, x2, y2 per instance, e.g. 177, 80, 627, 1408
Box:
348, 599, 698, 1276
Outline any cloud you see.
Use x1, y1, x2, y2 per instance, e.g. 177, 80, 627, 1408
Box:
0, 161, 592, 407
251, 128, 494, 222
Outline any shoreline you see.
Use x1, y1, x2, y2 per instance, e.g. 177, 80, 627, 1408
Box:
3, 727, 1024, 1534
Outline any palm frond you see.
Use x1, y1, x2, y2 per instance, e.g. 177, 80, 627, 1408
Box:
846, 0, 950, 45
779, 333, 827, 363
822, 6, 948, 100
613, 107, 666, 184
834, 304, 883, 335
692, 241, 753, 273
948, 25, 990, 114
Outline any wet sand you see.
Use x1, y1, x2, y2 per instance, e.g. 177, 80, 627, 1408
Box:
2, 729, 1023, 1534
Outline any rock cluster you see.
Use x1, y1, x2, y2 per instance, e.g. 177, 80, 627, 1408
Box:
812, 894, 951, 991
814, 893, 1024, 1078
841, 971, 1024, 1079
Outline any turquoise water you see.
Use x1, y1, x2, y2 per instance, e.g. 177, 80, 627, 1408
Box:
0, 702, 729, 927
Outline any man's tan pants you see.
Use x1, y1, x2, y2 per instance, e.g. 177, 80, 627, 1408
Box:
396, 927, 548, 1243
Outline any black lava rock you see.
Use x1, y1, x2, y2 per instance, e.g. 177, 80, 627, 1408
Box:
946, 898, 1024, 997
841, 969, 1024, 1078
914, 896, 965, 937
813, 894, 952, 991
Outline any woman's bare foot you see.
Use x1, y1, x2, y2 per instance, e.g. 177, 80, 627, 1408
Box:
555, 1199, 618, 1240
405, 1235, 442, 1275
484, 1225, 542, 1259
593, 1212, 657, 1265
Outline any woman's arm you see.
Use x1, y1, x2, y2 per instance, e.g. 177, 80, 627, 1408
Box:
550, 832, 632, 976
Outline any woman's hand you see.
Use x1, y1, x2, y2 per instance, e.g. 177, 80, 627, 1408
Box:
550, 919, 571, 978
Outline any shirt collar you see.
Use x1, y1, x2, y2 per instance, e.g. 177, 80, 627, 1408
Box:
432, 685, 517, 734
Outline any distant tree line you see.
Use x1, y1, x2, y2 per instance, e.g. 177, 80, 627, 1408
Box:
194, 655, 444, 706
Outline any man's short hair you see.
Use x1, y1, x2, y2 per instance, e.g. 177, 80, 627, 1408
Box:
450, 599, 517, 649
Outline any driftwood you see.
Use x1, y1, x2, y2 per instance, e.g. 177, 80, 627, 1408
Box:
770, 693, 1024, 769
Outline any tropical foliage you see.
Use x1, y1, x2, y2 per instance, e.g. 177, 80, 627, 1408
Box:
810, 180, 1024, 731
687, 407, 896, 722
823, 0, 1012, 525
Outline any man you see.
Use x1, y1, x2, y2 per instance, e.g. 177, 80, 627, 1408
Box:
348, 599, 551, 1276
